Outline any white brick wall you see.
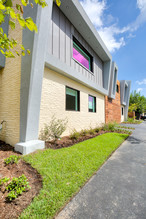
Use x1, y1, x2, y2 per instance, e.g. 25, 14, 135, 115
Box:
39, 68, 105, 136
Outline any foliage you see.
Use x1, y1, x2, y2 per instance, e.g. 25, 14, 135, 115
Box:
0, 0, 61, 57
4, 155, 20, 165
70, 129, 80, 140
6, 174, 30, 201
102, 122, 116, 132
80, 129, 88, 136
115, 128, 132, 135
117, 125, 135, 130
87, 127, 96, 135
94, 127, 100, 133
129, 90, 146, 114
122, 117, 142, 124
0, 177, 9, 186
21, 133, 128, 219
40, 116, 68, 141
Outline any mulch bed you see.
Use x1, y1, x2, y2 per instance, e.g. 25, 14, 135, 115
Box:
45, 130, 110, 149
0, 128, 130, 218
0, 141, 42, 219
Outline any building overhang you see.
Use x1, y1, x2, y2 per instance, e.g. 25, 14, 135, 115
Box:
59, 0, 111, 62
108, 62, 118, 99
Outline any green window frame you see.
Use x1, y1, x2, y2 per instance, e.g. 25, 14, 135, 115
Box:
66, 87, 80, 111
73, 41, 91, 71
88, 95, 96, 113
73, 37, 93, 72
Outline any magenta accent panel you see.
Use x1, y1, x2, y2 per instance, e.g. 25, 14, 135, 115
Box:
73, 47, 89, 69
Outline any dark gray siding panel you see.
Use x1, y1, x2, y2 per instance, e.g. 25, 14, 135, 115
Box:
50, 4, 103, 88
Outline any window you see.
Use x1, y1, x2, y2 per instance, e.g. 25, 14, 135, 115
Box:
112, 69, 117, 95
66, 87, 80, 111
88, 95, 96, 112
122, 107, 124, 115
73, 37, 93, 72
108, 97, 112, 103
116, 84, 119, 93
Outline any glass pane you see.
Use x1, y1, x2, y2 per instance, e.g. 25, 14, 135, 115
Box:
66, 87, 77, 97
89, 96, 93, 110
73, 47, 89, 70
66, 87, 78, 111
66, 95, 76, 111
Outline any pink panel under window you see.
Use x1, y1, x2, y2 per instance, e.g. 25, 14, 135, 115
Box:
73, 47, 89, 69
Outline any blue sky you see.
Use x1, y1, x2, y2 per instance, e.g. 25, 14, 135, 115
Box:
79, 0, 146, 97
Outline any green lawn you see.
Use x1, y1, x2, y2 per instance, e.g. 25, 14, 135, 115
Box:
20, 133, 128, 219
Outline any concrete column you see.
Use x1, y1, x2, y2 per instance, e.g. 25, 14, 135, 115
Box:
15, 0, 53, 154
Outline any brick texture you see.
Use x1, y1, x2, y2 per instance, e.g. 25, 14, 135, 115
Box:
0, 6, 22, 146
105, 81, 121, 123
39, 68, 105, 136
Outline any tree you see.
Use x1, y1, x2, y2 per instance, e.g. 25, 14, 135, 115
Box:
129, 90, 146, 114
0, 0, 61, 58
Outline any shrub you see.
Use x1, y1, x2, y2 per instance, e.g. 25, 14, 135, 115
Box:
0, 177, 9, 186
40, 116, 68, 141
127, 117, 134, 123
6, 174, 30, 201
4, 155, 20, 165
80, 129, 88, 136
70, 129, 80, 140
39, 123, 50, 141
94, 127, 100, 133
102, 122, 116, 132
88, 128, 96, 135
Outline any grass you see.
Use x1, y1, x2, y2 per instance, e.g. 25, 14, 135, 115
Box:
122, 118, 142, 124
116, 125, 135, 130
20, 133, 128, 219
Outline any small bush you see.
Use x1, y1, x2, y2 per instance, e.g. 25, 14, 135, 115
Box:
0, 177, 9, 186
94, 127, 100, 133
40, 116, 68, 141
88, 128, 96, 135
127, 118, 134, 123
102, 122, 116, 132
80, 129, 88, 136
6, 174, 30, 201
4, 155, 20, 165
70, 129, 80, 140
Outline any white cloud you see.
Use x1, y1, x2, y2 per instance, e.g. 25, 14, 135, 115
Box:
137, 88, 143, 92
128, 0, 146, 31
80, 0, 106, 27
136, 78, 146, 85
98, 26, 126, 52
80, 0, 146, 53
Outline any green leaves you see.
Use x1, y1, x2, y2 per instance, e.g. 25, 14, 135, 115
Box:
6, 174, 31, 201
129, 90, 146, 114
56, 0, 61, 7
4, 155, 20, 165
25, 17, 38, 32
9, 20, 15, 30
0, 0, 61, 58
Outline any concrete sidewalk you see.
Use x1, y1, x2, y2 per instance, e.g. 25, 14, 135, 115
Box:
56, 122, 146, 219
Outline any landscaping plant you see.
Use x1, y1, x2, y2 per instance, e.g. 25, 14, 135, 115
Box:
0, 177, 9, 186
40, 116, 68, 141
102, 122, 116, 132
4, 155, 20, 165
70, 129, 80, 140
6, 174, 30, 201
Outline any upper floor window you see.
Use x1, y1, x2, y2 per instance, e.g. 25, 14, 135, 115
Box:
116, 84, 119, 93
66, 86, 80, 111
88, 95, 96, 112
73, 37, 93, 72
121, 107, 124, 115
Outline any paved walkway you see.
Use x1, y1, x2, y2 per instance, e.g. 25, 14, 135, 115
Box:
56, 122, 146, 219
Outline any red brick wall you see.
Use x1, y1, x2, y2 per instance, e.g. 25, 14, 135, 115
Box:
105, 81, 121, 123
